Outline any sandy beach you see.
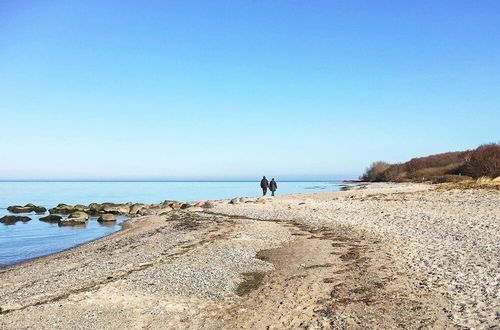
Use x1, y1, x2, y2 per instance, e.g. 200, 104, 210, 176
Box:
1, 183, 498, 329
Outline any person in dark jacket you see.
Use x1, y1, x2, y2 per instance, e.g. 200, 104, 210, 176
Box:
269, 178, 277, 196
260, 176, 269, 196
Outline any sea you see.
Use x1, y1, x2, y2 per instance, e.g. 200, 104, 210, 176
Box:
0, 180, 350, 267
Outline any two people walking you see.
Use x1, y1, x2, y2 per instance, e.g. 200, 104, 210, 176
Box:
260, 176, 277, 196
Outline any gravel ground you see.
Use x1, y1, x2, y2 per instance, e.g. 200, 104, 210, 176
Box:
210, 183, 500, 329
1, 183, 497, 329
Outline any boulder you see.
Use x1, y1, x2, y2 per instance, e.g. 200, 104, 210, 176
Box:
229, 198, 240, 205
69, 211, 89, 220
8, 204, 47, 214
58, 217, 87, 226
143, 209, 158, 216
0, 215, 31, 225
180, 203, 192, 209
73, 204, 88, 212
7, 206, 33, 213
88, 203, 101, 215
33, 206, 47, 214
39, 214, 62, 223
101, 203, 130, 214
49, 204, 74, 215
98, 214, 116, 222
171, 202, 182, 211
161, 200, 176, 207
194, 200, 206, 207
130, 203, 147, 215
187, 207, 203, 212
201, 201, 214, 209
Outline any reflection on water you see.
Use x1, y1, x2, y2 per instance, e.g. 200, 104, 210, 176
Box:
0, 211, 128, 267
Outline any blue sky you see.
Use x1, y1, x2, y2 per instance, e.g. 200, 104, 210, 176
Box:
1, 1, 499, 180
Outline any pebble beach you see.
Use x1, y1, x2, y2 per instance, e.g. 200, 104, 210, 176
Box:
1, 183, 498, 329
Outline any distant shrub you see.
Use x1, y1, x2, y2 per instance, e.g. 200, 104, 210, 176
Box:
360, 161, 391, 181
359, 143, 499, 183
462, 143, 500, 178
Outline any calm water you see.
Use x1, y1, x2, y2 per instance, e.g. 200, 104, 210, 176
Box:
0, 181, 348, 267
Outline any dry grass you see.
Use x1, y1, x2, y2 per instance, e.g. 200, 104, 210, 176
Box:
438, 177, 500, 191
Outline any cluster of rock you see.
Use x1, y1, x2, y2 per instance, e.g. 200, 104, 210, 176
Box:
7, 203, 47, 214
2, 199, 216, 226
0, 215, 32, 225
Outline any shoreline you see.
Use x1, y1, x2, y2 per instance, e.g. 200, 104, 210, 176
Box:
1, 183, 498, 328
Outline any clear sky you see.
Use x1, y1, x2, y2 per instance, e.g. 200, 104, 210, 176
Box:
1, 1, 499, 180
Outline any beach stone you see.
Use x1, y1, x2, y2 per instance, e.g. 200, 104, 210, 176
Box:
180, 203, 192, 209
229, 198, 240, 205
171, 202, 182, 210
59, 217, 87, 226
102, 203, 130, 214
187, 207, 203, 212
7, 206, 33, 213
130, 203, 147, 215
201, 201, 215, 209
69, 211, 89, 220
161, 200, 176, 207
194, 200, 206, 207
98, 214, 116, 222
0, 215, 31, 225
159, 207, 173, 216
39, 215, 62, 223
88, 203, 101, 215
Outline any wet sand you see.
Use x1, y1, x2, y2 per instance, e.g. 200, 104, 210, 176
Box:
1, 183, 498, 329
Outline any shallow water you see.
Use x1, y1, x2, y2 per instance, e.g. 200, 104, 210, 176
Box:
0, 181, 348, 267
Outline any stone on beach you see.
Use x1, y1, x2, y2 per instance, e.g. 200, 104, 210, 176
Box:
130, 203, 147, 215
39, 215, 62, 223
201, 201, 214, 208
101, 203, 130, 215
0, 215, 32, 225
97, 214, 116, 222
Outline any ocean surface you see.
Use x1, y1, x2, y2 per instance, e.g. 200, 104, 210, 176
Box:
0, 181, 349, 267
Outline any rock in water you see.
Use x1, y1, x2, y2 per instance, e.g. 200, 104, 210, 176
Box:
33, 206, 47, 214
7, 204, 47, 214
39, 214, 62, 223
58, 217, 87, 226
0, 215, 31, 225
98, 214, 116, 222
7, 206, 33, 213
88, 203, 102, 215
130, 203, 147, 215
49, 204, 74, 215
69, 211, 89, 220
73, 204, 88, 212
101, 203, 130, 214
